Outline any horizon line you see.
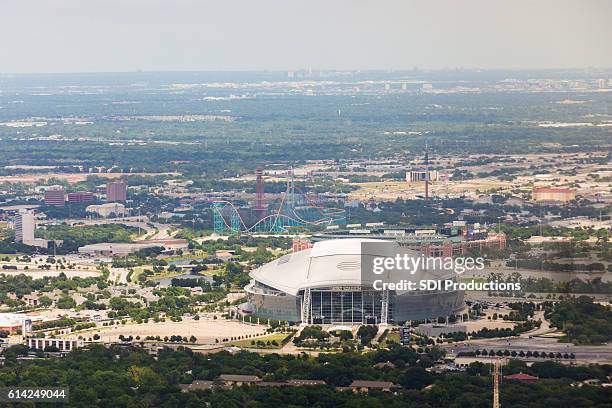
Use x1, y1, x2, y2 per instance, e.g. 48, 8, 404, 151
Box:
1, 67, 611, 76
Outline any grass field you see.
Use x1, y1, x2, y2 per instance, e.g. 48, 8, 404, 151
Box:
161, 251, 208, 262
229, 332, 292, 349
129, 263, 223, 283
385, 332, 400, 344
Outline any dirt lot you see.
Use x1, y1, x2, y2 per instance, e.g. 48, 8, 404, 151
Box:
348, 179, 511, 201
0, 172, 179, 184
84, 316, 266, 344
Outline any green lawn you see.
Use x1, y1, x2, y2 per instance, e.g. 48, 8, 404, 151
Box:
385, 332, 400, 344
229, 332, 292, 349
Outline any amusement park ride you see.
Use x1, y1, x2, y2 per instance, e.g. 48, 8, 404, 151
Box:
212, 167, 346, 234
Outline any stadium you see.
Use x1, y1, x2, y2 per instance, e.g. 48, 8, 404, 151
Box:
244, 239, 465, 325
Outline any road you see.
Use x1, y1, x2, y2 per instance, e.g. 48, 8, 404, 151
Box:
441, 311, 612, 363
39, 216, 175, 240
516, 310, 551, 338
443, 336, 612, 363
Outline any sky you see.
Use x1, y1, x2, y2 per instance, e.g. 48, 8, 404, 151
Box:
1, 0, 611, 73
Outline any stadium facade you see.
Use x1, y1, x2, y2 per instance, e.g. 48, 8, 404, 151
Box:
244, 239, 465, 324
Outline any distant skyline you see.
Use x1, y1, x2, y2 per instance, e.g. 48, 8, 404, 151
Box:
2, 0, 611, 74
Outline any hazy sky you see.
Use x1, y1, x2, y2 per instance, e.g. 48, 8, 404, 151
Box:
1, 0, 611, 73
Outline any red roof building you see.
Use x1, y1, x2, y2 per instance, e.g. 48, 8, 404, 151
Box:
504, 373, 539, 384
532, 187, 576, 203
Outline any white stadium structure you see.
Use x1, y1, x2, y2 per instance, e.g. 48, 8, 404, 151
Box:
244, 239, 465, 325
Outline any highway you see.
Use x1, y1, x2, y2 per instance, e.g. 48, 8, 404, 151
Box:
443, 336, 612, 363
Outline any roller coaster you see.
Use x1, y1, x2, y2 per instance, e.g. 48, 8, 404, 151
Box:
212, 193, 346, 234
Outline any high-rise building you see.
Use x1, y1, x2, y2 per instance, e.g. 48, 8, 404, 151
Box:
15, 209, 35, 242
14, 209, 51, 249
67, 191, 95, 203
44, 187, 65, 207
106, 181, 127, 202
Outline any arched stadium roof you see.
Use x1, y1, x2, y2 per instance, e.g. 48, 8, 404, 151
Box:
249, 238, 453, 296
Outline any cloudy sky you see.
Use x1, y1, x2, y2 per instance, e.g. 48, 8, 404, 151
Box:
1, 0, 610, 73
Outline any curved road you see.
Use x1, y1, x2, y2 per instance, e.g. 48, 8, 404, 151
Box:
443, 312, 611, 363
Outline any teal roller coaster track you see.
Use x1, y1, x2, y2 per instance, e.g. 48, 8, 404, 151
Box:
212, 194, 346, 234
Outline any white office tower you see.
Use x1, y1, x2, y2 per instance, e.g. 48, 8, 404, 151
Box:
15, 209, 35, 243
15, 210, 49, 248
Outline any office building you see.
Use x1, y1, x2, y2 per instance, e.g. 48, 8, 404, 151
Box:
14, 209, 51, 248
86, 202, 126, 218
15, 209, 35, 242
44, 187, 65, 207
106, 181, 127, 202
26, 337, 83, 352
67, 191, 95, 203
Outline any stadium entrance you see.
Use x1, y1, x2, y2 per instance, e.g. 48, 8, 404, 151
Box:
305, 287, 393, 325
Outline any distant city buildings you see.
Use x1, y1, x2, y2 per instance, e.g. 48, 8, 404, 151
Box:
292, 237, 312, 253
106, 181, 127, 202
78, 239, 188, 257
313, 228, 506, 257
44, 186, 65, 207
407, 170, 440, 182
67, 191, 95, 203
532, 187, 576, 203
86, 202, 126, 218
26, 337, 83, 352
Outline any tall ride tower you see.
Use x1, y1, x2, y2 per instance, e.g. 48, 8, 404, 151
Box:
285, 166, 296, 210
255, 166, 266, 220
424, 146, 430, 201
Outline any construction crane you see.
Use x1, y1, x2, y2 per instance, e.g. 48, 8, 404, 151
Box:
492, 358, 502, 408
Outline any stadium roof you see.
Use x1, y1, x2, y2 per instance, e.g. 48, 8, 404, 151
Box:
250, 238, 453, 296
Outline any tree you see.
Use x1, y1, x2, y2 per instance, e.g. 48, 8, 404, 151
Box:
38, 295, 53, 307
127, 366, 162, 391
397, 367, 433, 389
57, 295, 76, 309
